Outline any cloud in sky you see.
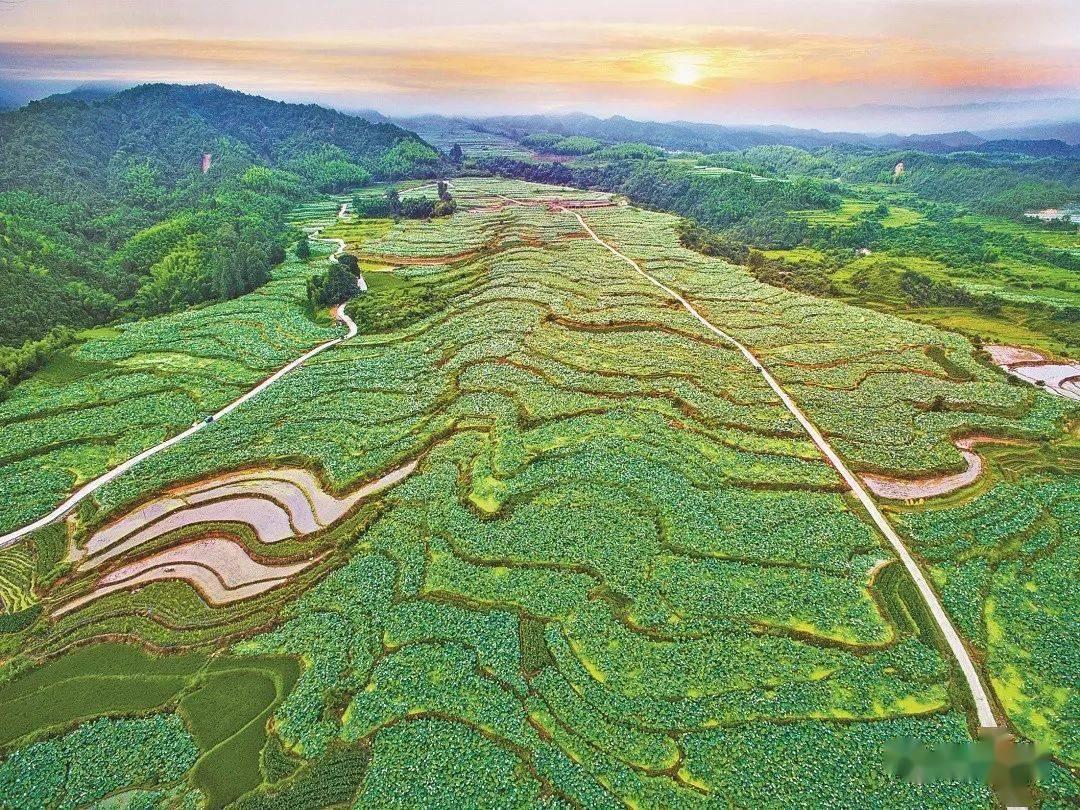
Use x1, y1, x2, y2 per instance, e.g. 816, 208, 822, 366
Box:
0, 1, 1076, 127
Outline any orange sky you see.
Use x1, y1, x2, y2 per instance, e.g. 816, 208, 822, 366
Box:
1, 1, 1077, 129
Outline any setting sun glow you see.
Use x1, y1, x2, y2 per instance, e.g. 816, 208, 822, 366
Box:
667, 53, 704, 86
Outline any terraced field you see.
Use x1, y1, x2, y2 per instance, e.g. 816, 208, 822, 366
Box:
901, 464, 1079, 766
0, 179, 1075, 807
398, 117, 535, 160
0, 202, 345, 540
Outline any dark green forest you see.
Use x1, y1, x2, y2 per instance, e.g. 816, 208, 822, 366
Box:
0, 84, 439, 390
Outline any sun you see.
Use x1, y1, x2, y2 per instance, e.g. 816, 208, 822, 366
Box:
667, 53, 703, 86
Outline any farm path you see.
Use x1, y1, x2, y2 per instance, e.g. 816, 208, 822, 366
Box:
405, 181, 442, 194
557, 203, 1001, 731
0, 226, 358, 550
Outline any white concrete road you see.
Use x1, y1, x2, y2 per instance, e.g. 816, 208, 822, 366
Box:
563, 206, 1001, 732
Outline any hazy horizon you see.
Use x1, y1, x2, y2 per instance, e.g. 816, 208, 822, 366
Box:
2, 0, 1078, 134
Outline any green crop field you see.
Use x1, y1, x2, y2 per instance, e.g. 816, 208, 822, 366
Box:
0, 177, 1076, 808
400, 117, 536, 161
958, 214, 1080, 253
790, 199, 878, 225
0, 242, 341, 538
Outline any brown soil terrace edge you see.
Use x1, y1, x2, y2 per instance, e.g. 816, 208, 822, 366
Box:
77, 461, 418, 568
53, 461, 419, 617
54, 537, 316, 616
860, 436, 1023, 500
985, 344, 1080, 402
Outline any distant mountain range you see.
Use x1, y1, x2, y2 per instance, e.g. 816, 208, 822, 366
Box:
393, 111, 1080, 159
0, 80, 133, 112
801, 97, 1080, 137
3, 79, 1078, 156
978, 120, 1080, 146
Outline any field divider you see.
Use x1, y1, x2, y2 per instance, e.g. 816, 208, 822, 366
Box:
558, 203, 1001, 733
0, 223, 358, 550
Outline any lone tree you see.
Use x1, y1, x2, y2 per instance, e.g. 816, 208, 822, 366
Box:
400, 197, 435, 219
433, 182, 456, 218
449, 143, 464, 165
296, 237, 311, 260
337, 253, 360, 275
385, 187, 402, 218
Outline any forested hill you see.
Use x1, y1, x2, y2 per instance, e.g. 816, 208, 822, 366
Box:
0, 83, 435, 201
0, 84, 439, 390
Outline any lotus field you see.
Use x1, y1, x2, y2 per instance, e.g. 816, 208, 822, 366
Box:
0, 178, 1075, 808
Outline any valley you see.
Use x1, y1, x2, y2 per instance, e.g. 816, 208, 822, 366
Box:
0, 176, 1075, 807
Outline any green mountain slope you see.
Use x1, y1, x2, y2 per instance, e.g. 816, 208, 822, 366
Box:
0, 84, 439, 383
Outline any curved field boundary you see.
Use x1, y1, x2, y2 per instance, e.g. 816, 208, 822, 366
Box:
546, 202, 1001, 731
861, 436, 1021, 500
54, 537, 315, 617
55, 561, 291, 617
80, 461, 418, 568
0, 230, 358, 550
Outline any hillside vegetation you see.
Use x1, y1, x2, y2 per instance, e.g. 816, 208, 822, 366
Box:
0, 84, 439, 391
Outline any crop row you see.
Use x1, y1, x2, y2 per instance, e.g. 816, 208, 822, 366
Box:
899, 472, 1079, 764
576, 204, 1069, 474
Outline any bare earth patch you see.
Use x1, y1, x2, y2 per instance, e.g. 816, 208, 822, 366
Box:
80, 461, 418, 568
985, 344, 1080, 401
55, 537, 314, 615
862, 436, 1021, 500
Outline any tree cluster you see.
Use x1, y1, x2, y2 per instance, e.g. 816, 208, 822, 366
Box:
0, 83, 443, 387
307, 253, 360, 307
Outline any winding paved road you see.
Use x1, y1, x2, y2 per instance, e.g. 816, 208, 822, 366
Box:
556, 203, 1002, 730
0, 222, 358, 549
2, 188, 1004, 737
